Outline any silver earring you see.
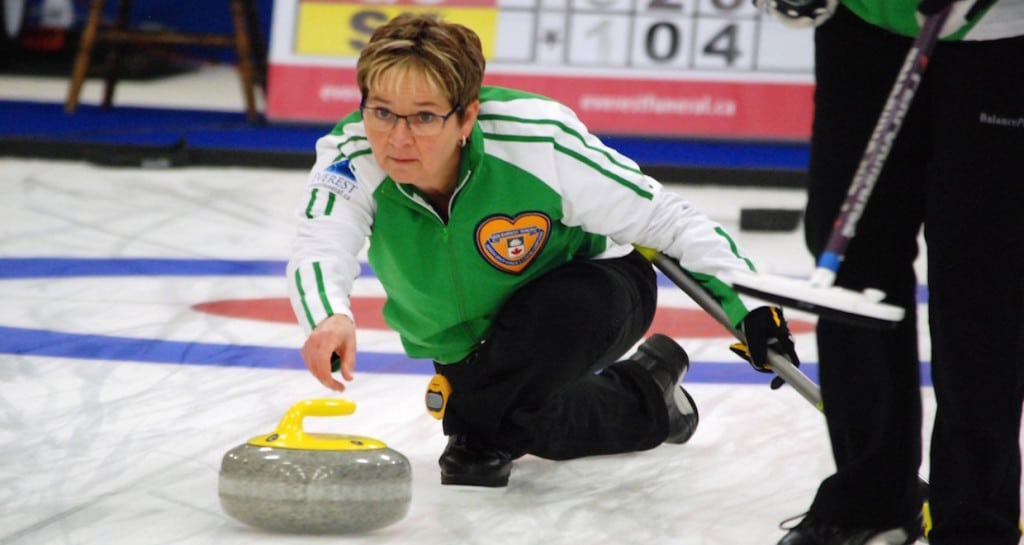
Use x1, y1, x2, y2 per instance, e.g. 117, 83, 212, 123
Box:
460, 135, 467, 148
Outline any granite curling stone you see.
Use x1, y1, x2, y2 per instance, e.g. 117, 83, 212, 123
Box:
219, 398, 412, 534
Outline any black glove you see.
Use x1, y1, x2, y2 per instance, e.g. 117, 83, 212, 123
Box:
730, 306, 800, 390
917, 0, 997, 37
754, 0, 838, 28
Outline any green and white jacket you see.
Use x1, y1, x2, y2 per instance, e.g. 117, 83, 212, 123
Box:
287, 86, 757, 364
843, 0, 1024, 40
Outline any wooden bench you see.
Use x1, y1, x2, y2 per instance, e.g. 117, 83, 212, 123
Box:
65, 0, 266, 123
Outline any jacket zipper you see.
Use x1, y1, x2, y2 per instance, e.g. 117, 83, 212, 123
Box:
399, 170, 481, 354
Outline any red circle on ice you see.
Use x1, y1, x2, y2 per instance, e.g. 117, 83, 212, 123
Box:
192, 297, 815, 338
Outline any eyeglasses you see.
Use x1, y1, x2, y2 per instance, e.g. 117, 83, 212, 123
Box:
360, 104, 462, 137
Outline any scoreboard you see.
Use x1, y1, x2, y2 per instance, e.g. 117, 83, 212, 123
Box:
267, 0, 815, 140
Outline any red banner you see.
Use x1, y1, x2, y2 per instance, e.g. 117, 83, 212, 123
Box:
268, 64, 813, 140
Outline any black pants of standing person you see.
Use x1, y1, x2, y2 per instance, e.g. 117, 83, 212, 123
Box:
803, 6, 1024, 545
434, 250, 670, 461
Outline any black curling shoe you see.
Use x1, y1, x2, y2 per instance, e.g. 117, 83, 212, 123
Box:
439, 435, 513, 487
633, 333, 699, 444
776, 513, 923, 545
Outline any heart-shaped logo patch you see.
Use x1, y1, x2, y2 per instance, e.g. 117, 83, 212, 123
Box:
475, 212, 551, 274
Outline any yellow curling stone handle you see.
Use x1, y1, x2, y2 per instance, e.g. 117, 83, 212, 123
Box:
246, 398, 388, 451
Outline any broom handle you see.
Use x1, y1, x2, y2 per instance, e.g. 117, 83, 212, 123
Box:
642, 249, 823, 410
813, 6, 952, 288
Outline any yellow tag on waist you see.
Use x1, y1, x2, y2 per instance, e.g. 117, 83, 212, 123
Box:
425, 374, 452, 420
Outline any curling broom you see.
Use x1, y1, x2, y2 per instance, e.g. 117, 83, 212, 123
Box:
636, 246, 936, 536
635, 246, 822, 409
727, 6, 952, 329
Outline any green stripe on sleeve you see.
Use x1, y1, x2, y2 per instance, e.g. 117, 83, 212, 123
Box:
715, 226, 756, 271
325, 191, 336, 215
483, 133, 653, 199
477, 113, 643, 175
304, 189, 318, 219
293, 268, 316, 330
312, 262, 335, 317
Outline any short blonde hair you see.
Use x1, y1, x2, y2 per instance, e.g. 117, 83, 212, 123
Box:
356, 13, 485, 113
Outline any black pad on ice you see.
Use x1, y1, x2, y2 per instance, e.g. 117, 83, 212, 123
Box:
739, 208, 803, 232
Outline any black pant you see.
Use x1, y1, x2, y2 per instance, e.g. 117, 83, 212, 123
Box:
805, 7, 1024, 544
435, 250, 668, 460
